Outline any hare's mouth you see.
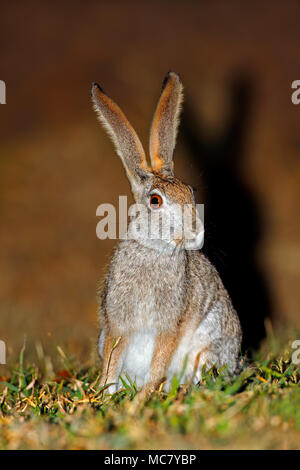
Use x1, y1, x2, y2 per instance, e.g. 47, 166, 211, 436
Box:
172, 229, 204, 251
182, 230, 205, 251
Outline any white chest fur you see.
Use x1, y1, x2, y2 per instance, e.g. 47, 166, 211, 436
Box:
99, 329, 157, 390
122, 329, 157, 388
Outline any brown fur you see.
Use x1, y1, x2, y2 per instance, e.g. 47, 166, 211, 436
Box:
99, 333, 127, 390
150, 174, 194, 207
92, 72, 242, 396
150, 72, 183, 175
91, 83, 151, 194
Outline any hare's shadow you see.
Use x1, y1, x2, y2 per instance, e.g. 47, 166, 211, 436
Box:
180, 76, 271, 352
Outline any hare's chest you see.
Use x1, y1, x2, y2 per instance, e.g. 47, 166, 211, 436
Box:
106, 271, 182, 331
105, 244, 186, 332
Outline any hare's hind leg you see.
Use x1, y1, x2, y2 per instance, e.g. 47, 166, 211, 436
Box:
166, 338, 216, 390
184, 312, 241, 381
99, 331, 126, 394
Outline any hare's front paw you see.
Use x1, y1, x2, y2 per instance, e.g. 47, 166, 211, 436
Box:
103, 383, 119, 395
138, 383, 157, 401
99, 378, 120, 395
139, 378, 167, 400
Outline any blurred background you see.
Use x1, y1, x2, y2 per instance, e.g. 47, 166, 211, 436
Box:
0, 1, 299, 367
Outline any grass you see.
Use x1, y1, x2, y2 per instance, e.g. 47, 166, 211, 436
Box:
0, 331, 299, 450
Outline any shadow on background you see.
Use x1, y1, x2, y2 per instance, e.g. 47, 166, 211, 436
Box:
181, 76, 271, 352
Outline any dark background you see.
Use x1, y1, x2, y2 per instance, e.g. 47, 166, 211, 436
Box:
0, 1, 299, 364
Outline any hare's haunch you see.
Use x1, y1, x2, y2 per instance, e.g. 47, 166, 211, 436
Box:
91, 72, 242, 395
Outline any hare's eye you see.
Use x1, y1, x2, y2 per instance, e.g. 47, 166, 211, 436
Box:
150, 194, 163, 209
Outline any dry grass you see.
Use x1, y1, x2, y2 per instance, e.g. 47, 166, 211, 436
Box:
0, 331, 299, 450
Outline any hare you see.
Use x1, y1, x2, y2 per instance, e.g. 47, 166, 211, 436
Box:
91, 71, 242, 395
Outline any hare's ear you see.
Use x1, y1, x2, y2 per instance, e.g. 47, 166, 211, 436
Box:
91, 83, 151, 194
149, 71, 183, 175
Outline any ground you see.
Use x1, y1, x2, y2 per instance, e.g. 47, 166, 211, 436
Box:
0, 329, 299, 450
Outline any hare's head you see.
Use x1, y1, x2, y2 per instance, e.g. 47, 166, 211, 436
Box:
91, 72, 204, 252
